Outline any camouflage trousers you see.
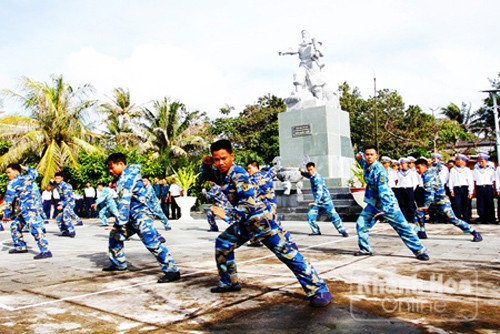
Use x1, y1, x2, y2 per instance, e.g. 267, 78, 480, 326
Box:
10, 211, 49, 253
108, 212, 179, 273
356, 203, 427, 256
206, 208, 219, 230
56, 205, 80, 235
215, 215, 329, 297
307, 200, 346, 234
415, 202, 475, 234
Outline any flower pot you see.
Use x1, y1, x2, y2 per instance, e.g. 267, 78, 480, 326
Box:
175, 196, 197, 221
350, 187, 366, 208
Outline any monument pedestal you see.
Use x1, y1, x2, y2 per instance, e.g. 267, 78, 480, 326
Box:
278, 102, 354, 186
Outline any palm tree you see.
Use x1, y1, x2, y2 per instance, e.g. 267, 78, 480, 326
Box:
100, 87, 142, 149
0, 75, 100, 187
140, 97, 207, 163
441, 103, 464, 124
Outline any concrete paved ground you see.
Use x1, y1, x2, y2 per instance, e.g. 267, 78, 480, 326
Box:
0, 217, 498, 333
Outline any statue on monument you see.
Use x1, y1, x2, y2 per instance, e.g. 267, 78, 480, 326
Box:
279, 30, 339, 110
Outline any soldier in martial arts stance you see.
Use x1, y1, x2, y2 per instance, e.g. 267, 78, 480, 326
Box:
202, 139, 333, 307
354, 146, 430, 261
414, 158, 483, 242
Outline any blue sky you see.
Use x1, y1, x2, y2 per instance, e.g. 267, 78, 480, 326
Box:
1, 0, 499, 119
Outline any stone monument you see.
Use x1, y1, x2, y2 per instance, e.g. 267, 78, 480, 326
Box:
278, 30, 354, 186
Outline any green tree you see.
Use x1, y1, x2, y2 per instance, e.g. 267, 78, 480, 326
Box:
64, 151, 110, 191
470, 73, 500, 155
441, 103, 465, 124
139, 97, 207, 171
100, 87, 141, 149
339, 84, 440, 157
338, 82, 371, 149
435, 118, 475, 153
0, 75, 100, 187
208, 94, 286, 163
370, 90, 439, 157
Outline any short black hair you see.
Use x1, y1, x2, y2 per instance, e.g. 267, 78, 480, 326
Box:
364, 145, 378, 153
414, 158, 429, 166
54, 171, 65, 178
96, 182, 104, 187
306, 162, 315, 168
6, 163, 21, 173
246, 160, 259, 169
106, 152, 127, 165
210, 139, 232, 154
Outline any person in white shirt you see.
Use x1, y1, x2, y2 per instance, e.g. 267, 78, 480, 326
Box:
394, 157, 419, 223
448, 154, 474, 223
381, 156, 397, 188
495, 163, 500, 224
431, 153, 450, 188
169, 176, 183, 220
413, 157, 428, 221
407, 156, 417, 171
41, 186, 53, 221
84, 182, 96, 218
473, 153, 495, 224
52, 188, 60, 219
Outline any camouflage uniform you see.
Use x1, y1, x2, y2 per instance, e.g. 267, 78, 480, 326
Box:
108, 164, 179, 273
301, 170, 346, 235
51, 180, 82, 236
202, 183, 231, 231
205, 163, 329, 297
95, 186, 119, 226
249, 167, 277, 213
356, 154, 427, 257
32, 182, 47, 221
249, 167, 296, 245
4, 167, 49, 253
144, 182, 171, 230
416, 167, 476, 234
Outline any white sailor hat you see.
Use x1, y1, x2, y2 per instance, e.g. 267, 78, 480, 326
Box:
431, 153, 442, 159
477, 153, 490, 161
381, 156, 392, 163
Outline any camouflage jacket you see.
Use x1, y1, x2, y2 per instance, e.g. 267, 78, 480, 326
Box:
115, 164, 152, 225
4, 167, 39, 218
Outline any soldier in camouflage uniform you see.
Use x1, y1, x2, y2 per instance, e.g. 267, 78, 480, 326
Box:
103, 153, 180, 284
2, 164, 52, 259
299, 162, 348, 237
246, 161, 297, 248
202, 182, 231, 232
51, 171, 82, 237
93, 182, 119, 226
143, 177, 171, 231
201, 139, 333, 307
414, 158, 483, 242
355, 146, 430, 261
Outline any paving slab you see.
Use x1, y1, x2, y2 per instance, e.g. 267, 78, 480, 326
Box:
0, 218, 498, 333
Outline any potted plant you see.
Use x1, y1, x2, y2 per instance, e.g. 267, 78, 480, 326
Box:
172, 164, 200, 221
350, 160, 366, 208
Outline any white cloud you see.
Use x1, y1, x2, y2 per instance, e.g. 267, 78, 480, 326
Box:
63, 44, 230, 116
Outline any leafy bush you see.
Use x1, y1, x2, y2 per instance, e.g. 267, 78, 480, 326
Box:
173, 164, 200, 196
